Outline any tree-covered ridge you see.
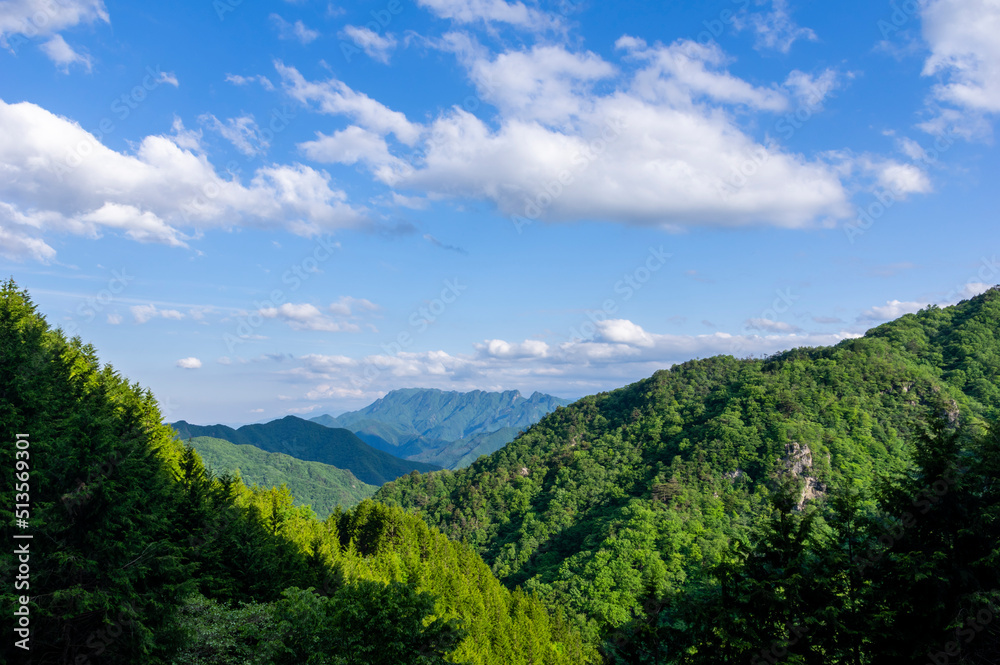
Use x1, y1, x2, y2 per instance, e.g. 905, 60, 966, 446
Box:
376, 288, 1000, 645
311, 388, 572, 469
0, 280, 594, 664
183, 435, 377, 516
171, 415, 441, 485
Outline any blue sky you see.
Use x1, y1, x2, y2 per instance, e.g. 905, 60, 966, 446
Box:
2, 0, 999, 425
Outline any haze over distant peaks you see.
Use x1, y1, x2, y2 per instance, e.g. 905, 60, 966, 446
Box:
310, 387, 573, 469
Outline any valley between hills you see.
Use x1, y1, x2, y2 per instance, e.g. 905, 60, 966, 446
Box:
4, 280, 1000, 663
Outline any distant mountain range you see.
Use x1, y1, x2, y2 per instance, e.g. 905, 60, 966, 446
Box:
310, 388, 573, 469
171, 415, 441, 486
184, 436, 377, 517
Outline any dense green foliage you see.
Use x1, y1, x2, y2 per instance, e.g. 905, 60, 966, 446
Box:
184, 436, 377, 516
172, 416, 441, 485
605, 419, 1000, 663
377, 288, 1000, 653
0, 281, 593, 665
311, 388, 571, 469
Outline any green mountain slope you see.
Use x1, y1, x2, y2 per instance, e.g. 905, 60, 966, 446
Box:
376, 287, 1000, 643
312, 388, 572, 468
171, 416, 441, 486
0, 280, 594, 665
183, 436, 377, 516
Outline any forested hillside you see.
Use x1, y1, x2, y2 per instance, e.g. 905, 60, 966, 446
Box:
377, 288, 1000, 661
184, 436, 377, 516
311, 388, 572, 469
171, 416, 441, 486
0, 281, 594, 664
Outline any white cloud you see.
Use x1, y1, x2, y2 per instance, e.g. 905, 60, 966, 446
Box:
860, 300, 927, 322
298, 126, 406, 182
39, 34, 92, 72
269, 14, 320, 44
280, 40, 863, 232
0, 0, 108, 45
155, 70, 179, 87
225, 73, 275, 90
340, 25, 398, 64
470, 44, 618, 126
258, 299, 378, 333
593, 319, 656, 347
897, 136, 928, 161
0, 98, 367, 260
876, 161, 932, 195
389, 40, 847, 229
176, 357, 202, 369
131, 303, 186, 324
477, 339, 550, 358
617, 38, 787, 111
327, 296, 380, 316
784, 69, 841, 109
416, 0, 560, 31
200, 113, 270, 157
0, 203, 57, 261
276, 62, 421, 145
918, 0, 1000, 139
734, 0, 818, 53
106, 312, 122, 325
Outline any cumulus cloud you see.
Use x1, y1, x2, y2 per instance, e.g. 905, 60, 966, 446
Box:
0, 0, 108, 69
920, 0, 1000, 137
340, 25, 398, 64
282, 41, 849, 230
39, 34, 92, 72
0, 99, 367, 261
176, 357, 202, 369
298, 126, 407, 182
